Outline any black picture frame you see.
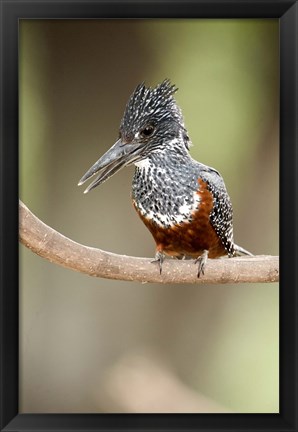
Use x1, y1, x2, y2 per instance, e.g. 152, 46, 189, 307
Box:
0, 0, 297, 431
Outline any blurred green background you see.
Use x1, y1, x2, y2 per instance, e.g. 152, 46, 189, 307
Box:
19, 19, 279, 413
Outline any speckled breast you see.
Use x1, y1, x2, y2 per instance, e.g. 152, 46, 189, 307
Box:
132, 168, 227, 259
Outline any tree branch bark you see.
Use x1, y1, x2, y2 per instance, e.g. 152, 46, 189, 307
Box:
19, 200, 279, 284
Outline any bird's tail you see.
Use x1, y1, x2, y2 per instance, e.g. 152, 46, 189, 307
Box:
234, 244, 254, 257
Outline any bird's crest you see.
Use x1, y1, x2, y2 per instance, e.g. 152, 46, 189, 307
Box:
120, 79, 183, 135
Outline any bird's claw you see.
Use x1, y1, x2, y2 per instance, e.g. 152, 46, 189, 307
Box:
151, 251, 165, 275
195, 250, 208, 278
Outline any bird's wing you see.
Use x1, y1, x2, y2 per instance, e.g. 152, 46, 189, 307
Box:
200, 167, 235, 257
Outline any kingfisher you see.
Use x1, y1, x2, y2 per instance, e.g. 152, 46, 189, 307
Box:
78, 79, 252, 277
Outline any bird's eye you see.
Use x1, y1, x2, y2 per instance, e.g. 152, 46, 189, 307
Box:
141, 124, 155, 137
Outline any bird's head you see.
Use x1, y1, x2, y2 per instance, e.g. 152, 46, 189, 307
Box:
78, 79, 190, 193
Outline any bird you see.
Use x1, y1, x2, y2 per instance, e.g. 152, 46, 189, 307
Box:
78, 79, 252, 277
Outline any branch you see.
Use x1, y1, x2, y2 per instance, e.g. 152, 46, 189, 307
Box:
19, 200, 279, 284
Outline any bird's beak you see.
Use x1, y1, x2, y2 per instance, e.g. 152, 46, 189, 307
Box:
78, 139, 142, 193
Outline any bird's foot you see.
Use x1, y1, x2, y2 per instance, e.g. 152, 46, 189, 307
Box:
151, 250, 165, 275
194, 250, 208, 278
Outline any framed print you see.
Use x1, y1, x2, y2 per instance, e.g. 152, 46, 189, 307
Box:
0, 1, 297, 431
